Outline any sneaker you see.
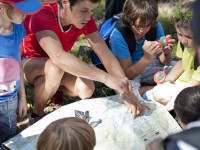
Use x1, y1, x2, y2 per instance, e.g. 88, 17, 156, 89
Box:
52, 91, 64, 105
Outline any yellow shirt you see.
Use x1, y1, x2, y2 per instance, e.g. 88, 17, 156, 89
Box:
176, 42, 200, 83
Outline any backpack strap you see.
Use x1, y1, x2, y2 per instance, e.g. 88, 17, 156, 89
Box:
163, 127, 200, 149
180, 42, 199, 70
146, 22, 157, 41
115, 20, 136, 55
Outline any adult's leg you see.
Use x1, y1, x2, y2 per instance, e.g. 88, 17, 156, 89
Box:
59, 72, 95, 99
23, 57, 64, 115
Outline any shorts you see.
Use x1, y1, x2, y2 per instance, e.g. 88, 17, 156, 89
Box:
0, 94, 18, 144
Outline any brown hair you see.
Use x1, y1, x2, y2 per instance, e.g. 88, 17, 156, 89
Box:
121, 0, 158, 27
0, 2, 15, 19
58, 0, 100, 9
37, 117, 96, 150
173, 0, 195, 29
174, 86, 200, 125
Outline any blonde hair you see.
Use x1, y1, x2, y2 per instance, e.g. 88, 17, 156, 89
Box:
37, 117, 96, 150
0, 2, 15, 19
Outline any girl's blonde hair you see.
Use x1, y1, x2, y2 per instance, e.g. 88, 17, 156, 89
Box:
0, 2, 15, 19
37, 117, 96, 150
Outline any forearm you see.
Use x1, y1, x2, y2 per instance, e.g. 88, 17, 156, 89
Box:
19, 65, 26, 100
54, 51, 109, 83
166, 60, 183, 81
158, 52, 172, 65
125, 57, 151, 79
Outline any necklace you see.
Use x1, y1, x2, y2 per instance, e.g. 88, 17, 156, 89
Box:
136, 36, 145, 44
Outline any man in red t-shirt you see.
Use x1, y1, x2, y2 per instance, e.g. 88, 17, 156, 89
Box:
22, 0, 146, 119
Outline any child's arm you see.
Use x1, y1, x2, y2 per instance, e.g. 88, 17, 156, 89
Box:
166, 60, 184, 83
18, 65, 27, 119
119, 40, 161, 79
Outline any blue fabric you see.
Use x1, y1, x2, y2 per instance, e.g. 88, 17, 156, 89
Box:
0, 94, 18, 143
0, 23, 26, 101
110, 21, 164, 64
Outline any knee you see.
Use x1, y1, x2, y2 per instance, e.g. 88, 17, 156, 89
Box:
77, 82, 95, 99
45, 63, 64, 81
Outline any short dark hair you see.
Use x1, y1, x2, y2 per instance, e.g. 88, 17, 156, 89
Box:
121, 0, 158, 27
58, 0, 100, 8
174, 86, 200, 125
173, 0, 195, 29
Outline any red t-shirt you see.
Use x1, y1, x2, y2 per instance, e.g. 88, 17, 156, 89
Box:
22, 2, 97, 58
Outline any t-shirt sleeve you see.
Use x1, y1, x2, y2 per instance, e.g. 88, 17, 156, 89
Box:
176, 42, 183, 59
192, 66, 200, 81
109, 28, 131, 59
84, 16, 98, 35
29, 9, 55, 33
155, 21, 165, 40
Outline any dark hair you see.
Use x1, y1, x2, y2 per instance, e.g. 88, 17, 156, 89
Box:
173, 0, 195, 29
191, 0, 200, 46
174, 86, 200, 125
58, 0, 100, 8
37, 117, 96, 150
121, 0, 158, 27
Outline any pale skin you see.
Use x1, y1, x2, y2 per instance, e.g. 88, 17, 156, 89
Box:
23, 0, 146, 116
0, 4, 27, 119
153, 27, 200, 111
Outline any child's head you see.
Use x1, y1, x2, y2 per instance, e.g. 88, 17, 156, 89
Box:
121, 0, 158, 37
0, 0, 42, 24
174, 86, 200, 129
173, 0, 195, 48
37, 117, 96, 150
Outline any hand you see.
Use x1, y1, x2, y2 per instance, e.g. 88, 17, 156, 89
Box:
123, 91, 148, 118
143, 40, 162, 60
163, 35, 175, 56
145, 137, 163, 150
18, 97, 27, 119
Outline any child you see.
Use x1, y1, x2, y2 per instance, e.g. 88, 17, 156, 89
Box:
152, 0, 200, 111
109, 0, 175, 94
37, 117, 96, 150
0, 0, 42, 143
146, 86, 200, 150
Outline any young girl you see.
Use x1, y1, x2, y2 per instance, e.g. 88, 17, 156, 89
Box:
152, 0, 200, 111
0, 0, 42, 143
37, 117, 96, 150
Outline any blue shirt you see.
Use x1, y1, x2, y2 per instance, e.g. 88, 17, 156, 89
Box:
110, 21, 164, 64
0, 23, 26, 101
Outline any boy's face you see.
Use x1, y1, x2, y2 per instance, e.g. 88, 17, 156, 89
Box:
131, 18, 151, 37
175, 26, 194, 48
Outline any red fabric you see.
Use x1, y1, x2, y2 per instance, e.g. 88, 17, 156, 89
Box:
22, 2, 97, 58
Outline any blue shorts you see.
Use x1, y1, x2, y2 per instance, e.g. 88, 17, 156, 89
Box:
0, 94, 18, 144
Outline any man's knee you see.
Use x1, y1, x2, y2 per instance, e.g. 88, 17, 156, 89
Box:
76, 82, 95, 99
45, 62, 64, 81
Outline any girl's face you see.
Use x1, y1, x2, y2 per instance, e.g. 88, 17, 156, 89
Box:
0, 6, 26, 24
131, 18, 151, 37
10, 9, 26, 24
176, 26, 194, 48
63, 0, 98, 29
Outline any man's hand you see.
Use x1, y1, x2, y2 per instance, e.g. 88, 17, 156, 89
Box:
123, 91, 148, 118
